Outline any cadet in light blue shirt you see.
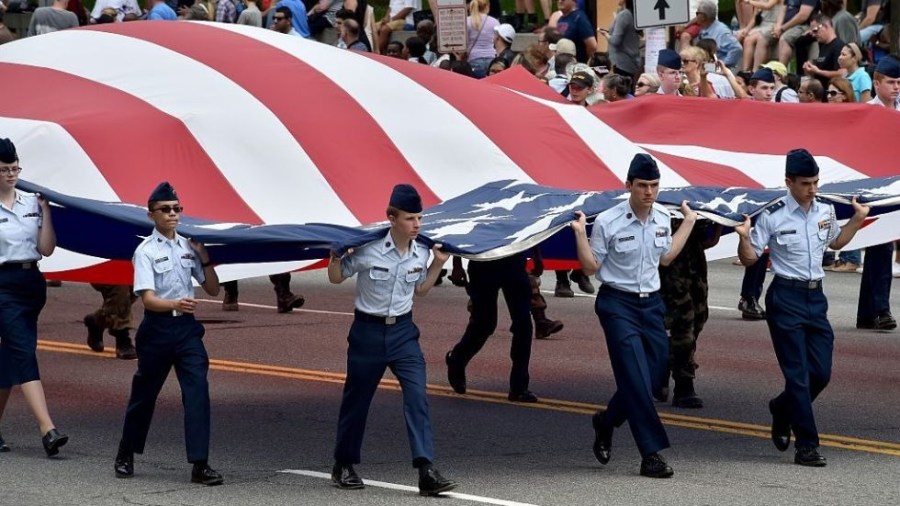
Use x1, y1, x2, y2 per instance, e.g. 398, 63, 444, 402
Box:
736, 149, 869, 467
327, 184, 457, 497
117, 181, 224, 487
0, 137, 68, 458
572, 154, 697, 479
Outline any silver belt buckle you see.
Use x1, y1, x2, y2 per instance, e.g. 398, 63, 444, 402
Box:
808, 281, 817, 289
385, 316, 397, 325
172, 310, 183, 317
639, 292, 649, 298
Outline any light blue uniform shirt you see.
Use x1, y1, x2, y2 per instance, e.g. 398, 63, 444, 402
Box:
0, 190, 43, 264
340, 231, 429, 317
133, 228, 205, 299
590, 200, 672, 293
749, 193, 840, 282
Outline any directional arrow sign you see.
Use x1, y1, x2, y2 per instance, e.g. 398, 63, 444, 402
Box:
654, 0, 670, 20
634, 0, 688, 28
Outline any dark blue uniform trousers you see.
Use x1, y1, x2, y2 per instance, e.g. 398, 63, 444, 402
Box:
857, 242, 894, 321
120, 313, 211, 463
765, 280, 833, 449
741, 251, 769, 300
334, 316, 434, 467
595, 286, 670, 457
0, 268, 46, 389
450, 255, 533, 394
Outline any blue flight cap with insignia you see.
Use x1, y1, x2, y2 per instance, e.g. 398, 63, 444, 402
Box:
750, 67, 775, 83
389, 184, 422, 213
148, 181, 179, 206
875, 56, 900, 78
657, 49, 681, 70
785, 149, 819, 177
627, 154, 661, 182
0, 138, 17, 164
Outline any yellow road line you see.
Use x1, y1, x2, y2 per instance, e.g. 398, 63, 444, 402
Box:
37, 339, 900, 457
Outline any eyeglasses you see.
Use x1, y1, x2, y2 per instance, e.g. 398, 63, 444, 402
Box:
153, 205, 184, 214
0, 166, 21, 176
636, 82, 649, 88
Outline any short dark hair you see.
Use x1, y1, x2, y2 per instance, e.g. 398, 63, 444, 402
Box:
804, 79, 824, 100
335, 8, 355, 21
276, 6, 292, 20
554, 53, 575, 75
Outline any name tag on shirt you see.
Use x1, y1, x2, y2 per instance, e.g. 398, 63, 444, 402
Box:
655, 228, 668, 238
408, 266, 423, 273
777, 230, 797, 236
22, 213, 39, 218
181, 253, 196, 260
372, 266, 389, 272
0, 218, 7, 223
154, 256, 169, 263
618, 235, 635, 243
817, 220, 830, 231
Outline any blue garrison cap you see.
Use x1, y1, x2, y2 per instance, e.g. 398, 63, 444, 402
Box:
389, 184, 422, 213
627, 154, 661, 182
875, 56, 900, 78
0, 138, 17, 164
148, 181, 179, 204
785, 149, 819, 177
750, 67, 775, 83
657, 49, 681, 70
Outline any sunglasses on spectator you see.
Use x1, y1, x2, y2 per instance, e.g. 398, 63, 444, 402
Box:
153, 205, 184, 214
0, 166, 22, 176
636, 82, 649, 88
827, 90, 841, 97
273, 15, 287, 21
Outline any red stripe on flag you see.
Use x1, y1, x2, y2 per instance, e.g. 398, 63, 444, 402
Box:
594, 97, 898, 178
92, 23, 435, 223
643, 148, 764, 188
0, 63, 261, 223
370, 56, 624, 191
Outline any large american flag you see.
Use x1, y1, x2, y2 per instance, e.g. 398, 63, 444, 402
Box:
1, 22, 898, 282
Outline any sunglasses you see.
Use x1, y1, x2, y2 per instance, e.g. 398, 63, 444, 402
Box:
273, 15, 287, 21
0, 166, 22, 176
636, 82, 649, 88
153, 205, 184, 214
827, 90, 840, 97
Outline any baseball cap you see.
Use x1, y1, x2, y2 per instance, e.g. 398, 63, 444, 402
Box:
761, 61, 788, 79
494, 24, 515, 43
554, 38, 576, 56
569, 71, 594, 89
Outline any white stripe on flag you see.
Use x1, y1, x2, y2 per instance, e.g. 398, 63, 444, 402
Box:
0, 30, 359, 226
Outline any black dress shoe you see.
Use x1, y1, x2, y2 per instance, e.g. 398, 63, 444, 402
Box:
331, 463, 364, 489
191, 463, 224, 486
445, 352, 466, 394
114, 450, 134, 478
507, 390, 538, 403
769, 399, 791, 452
591, 411, 612, 465
418, 466, 457, 496
738, 297, 766, 320
640, 453, 674, 478
84, 314, 104, 352
794, 446, 827, 467
873, 313, 897, 331
42, 428, 68, 457
0, 431, 9, 452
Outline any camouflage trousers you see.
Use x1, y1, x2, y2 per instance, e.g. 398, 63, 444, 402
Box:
529, 274, 546, 311
662, 280, 709, 380
89, 284, 137, 331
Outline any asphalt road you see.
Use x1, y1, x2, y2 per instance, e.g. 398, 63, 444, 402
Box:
1, 260, 898, 506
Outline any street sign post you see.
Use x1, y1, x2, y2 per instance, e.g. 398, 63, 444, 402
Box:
436, 0, 468, 54
633, 0, 689, 29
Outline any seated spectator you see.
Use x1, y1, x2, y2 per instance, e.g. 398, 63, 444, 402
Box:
838, 42, 872, 102
826, 76, 855, 103
695, 0, 742, 69
416, 19, 437, 62
406, 35, 429, 64
375, 0, 418, 54
798, 77, 825, 102
801, 14, 845, 97
634, 73, 661, 96
775, 0, 817, 67
761, 61, 799, 102
602, 74, 631, 101
341, 18, 368, 51
385, 39, 404, 58
487, 56, 509, 75
737, 0, 783, 71
858, 0, 884, 45
493, 23, 517, 67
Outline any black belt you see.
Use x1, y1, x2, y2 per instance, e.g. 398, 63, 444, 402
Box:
773, 276, 822, 290
354, 310, 411, 325
144, 309, 189, 318
0, 261, 38, 271
599, 284, 657, 299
